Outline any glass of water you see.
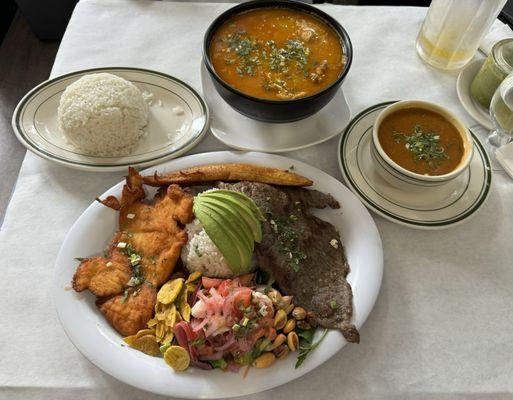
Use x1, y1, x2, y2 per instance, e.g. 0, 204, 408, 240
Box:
489, 71, 513, 151
416, 0, 507, 70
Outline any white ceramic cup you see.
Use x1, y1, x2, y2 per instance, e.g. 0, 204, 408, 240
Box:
370, 100, 474, 191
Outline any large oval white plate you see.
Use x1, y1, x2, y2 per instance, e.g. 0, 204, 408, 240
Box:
12, 67, 209, 172
53, 151, 383, 398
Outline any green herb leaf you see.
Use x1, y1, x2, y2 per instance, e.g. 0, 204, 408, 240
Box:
210, 359, 228, 369
295, 329, 328, 369
392, 124, 450, 171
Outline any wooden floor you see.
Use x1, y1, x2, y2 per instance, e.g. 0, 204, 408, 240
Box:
0, 13, 58, 223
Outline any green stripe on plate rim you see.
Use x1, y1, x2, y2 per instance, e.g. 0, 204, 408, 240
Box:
338, 101, 492, 228
12, 66, 209, 168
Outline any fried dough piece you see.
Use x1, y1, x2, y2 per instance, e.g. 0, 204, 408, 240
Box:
142, 163, 313, 187
116, 184, 193, 287
96, 284, 157, 336
98, 167, 146, 211
72, 252, 131, 297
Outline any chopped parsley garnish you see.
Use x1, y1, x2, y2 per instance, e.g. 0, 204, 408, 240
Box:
392, 124, 450, 171
267, 212, 307, 272
125, 243, 145, 287
330, 299, 338, 310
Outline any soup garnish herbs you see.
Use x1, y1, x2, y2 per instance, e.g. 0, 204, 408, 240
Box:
378, 108, 464, 176
210, 8, 345, 100
392, 124, 450, 171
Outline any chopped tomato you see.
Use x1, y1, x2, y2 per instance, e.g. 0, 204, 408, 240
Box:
216, 279, 232, 297
202, 277, 223, 289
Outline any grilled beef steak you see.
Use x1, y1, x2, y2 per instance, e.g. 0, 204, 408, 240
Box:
218, 182, 359, 343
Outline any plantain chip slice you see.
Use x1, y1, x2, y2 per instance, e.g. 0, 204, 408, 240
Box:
157, 278, 184, 305
160, 343, 171, 355
123, 334, 137, 347
162, 331, 175, 346
130, 334, 160, 356
147, 317, 158, 328
177, 288, 191, 322
164, 345, 190, 371
185, 271, 202, 284
163, 304, 178, 327
155, 322, 166, 342
135, 329, 155, 339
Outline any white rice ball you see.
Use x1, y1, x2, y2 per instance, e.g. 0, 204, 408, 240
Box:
181, 219, 235, 278
57, 73, 148, 156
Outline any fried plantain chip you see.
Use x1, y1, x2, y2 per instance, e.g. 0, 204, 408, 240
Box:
185, 271, 202, 284
129, 334, 160, 356
164, 346, 190, 371
157, 278, 184, 305
142, 163, 313, 187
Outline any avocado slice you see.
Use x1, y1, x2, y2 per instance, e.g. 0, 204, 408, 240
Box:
199, 196, 255, 251
197, 200, 253, 272
213, 190, 265, 221
202, 192, 262, 243
192, 204, 242, 273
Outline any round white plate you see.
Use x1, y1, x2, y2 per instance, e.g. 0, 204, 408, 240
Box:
12, 67, 209, 172
339, 102, 492, 229
456, 59, 494, 130
54, 151, 383, 398
201, 64, 352, 152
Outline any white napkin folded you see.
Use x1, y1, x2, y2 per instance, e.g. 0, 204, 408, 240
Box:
480, 22, 513, 54
495, 140, 513, 178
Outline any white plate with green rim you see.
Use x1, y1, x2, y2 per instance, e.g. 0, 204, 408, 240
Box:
338, 101, 492, 229
12, 67, 209, 172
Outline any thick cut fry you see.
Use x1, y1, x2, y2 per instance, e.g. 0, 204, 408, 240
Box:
142, 164, 313, 187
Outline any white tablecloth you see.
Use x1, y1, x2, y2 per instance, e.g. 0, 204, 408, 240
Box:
1, 1, 513, 399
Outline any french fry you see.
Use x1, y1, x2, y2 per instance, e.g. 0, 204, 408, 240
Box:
142, 164, 312, 187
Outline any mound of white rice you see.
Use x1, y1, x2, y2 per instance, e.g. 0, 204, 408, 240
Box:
57, 73, 148, 156
182, 218, 257, 278
181, 219, 235, 278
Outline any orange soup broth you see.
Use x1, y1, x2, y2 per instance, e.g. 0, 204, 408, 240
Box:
209, 8, 344, 100
378, 108, 464, 176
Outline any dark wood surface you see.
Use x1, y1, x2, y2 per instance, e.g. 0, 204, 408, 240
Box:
0, 13, 58, 224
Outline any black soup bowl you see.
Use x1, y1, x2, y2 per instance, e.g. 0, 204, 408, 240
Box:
203, 0, 353, 123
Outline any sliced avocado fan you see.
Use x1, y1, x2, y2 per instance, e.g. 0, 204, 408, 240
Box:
192, 190, 264, 274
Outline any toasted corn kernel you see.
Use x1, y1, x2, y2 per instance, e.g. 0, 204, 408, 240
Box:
297, 320, 312, 330
253, 352, 276, 368
274, 309, 287, 330
284, 303, 295, 315
287, 331, 299, 352
267, 289, 282, 305
273, 344, 290, 359
279, 295, 293, 309
283, 318, 296, 334
292, 306, 306, 320
266, 333, 286, 351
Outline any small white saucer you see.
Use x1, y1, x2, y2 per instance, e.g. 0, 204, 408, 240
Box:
456, 59, 494, 130
201, 64, 351, 152
338, 102, 492, 229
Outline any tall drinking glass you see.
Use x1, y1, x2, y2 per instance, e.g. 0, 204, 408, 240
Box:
416, 0, 507, 70
489, 71, 513, 152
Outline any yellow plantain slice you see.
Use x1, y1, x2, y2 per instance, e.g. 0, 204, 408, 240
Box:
135, 329, 155, 339
142, 164, 313, 187
157, 278, 184, 305
164, 346, 190, 371
130, 335, 160, 356
185, 271, 202, 284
